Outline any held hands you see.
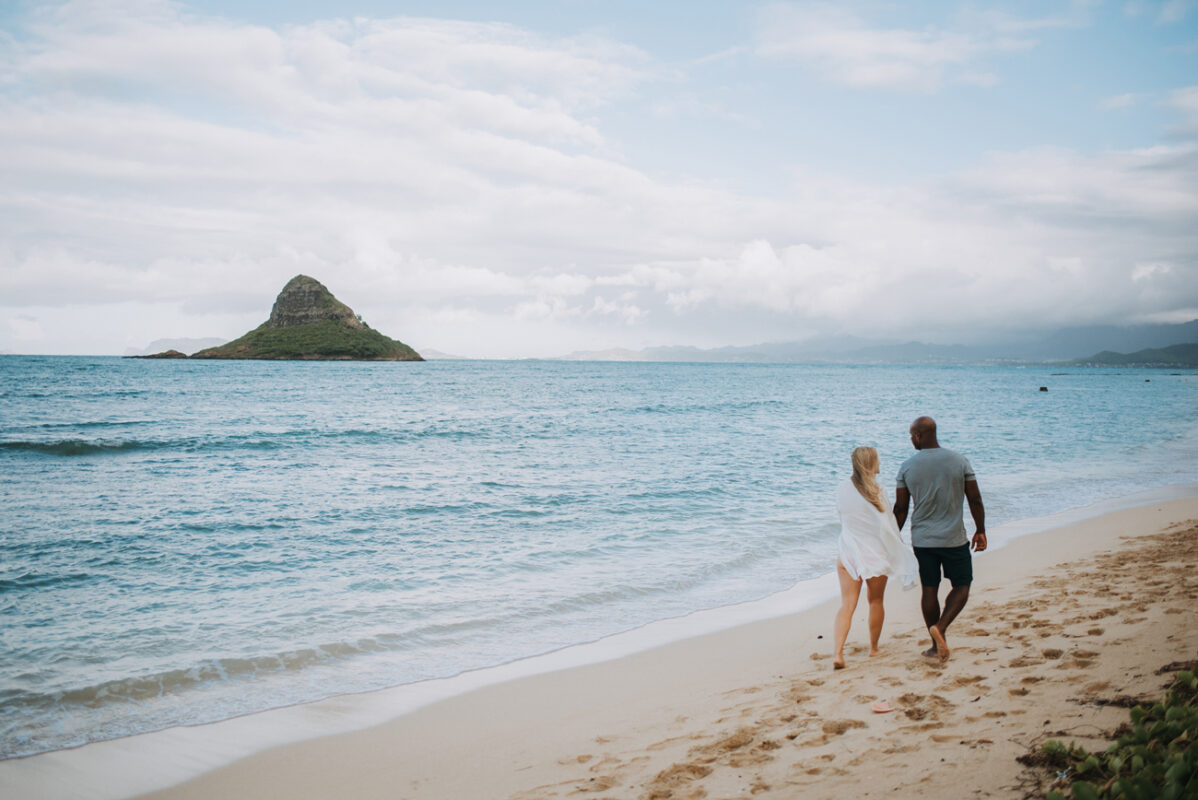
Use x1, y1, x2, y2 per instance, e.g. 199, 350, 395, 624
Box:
971, 531, 988, 552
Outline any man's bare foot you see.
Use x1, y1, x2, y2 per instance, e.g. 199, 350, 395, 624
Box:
921, 646, 938, 658
927, 626, 950, 663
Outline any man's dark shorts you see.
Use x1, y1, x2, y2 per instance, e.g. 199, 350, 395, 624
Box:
913, 544, 973, 588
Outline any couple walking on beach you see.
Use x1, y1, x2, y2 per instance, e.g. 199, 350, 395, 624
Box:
832, 416, 986, 668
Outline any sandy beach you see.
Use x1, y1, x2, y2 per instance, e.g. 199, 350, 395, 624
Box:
4, 492, 1197, 800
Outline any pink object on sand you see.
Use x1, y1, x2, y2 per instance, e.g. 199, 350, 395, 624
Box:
871, 701, 894, 713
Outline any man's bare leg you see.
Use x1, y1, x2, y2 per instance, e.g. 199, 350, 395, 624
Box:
920, 586, 941, 657
927, 585, 970, 663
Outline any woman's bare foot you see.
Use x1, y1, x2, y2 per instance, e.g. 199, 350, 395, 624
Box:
869, 647, 880, 657
927, 626, 950, 663
833, 655, 846, 670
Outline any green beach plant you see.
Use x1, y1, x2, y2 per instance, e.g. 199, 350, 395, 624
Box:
1027, 669, 1197, 799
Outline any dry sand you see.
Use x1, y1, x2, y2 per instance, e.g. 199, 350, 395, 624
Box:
5, 496, 1197, 800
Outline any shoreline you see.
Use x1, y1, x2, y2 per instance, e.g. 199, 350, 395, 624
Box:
1, 482, 1196, 799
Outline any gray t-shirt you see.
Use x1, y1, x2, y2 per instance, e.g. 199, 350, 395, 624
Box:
895, 447, 976, 548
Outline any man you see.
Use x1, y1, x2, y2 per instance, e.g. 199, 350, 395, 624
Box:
893, 416, 986, 663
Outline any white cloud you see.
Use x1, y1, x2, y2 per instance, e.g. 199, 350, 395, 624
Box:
958, 72, 1001, 88
589, 294, 646, 324
753, 3, 1034, 92
0, 3, 1196, 357
650, 92, 754, 124
1169, 85, 1198, 134
7, 315, 44, 341
1132, 261, 1173, 281
1158, 0, 1194, 24
1098, 92, 1143, 110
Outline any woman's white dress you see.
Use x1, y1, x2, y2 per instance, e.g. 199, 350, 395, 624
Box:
836, 479, 919, 587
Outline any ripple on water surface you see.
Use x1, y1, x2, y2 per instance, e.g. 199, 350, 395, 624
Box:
1, 358, 1196, 757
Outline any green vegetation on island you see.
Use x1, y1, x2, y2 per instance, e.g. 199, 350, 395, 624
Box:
192, 275, 422, 361
1072, 343, 1198, 368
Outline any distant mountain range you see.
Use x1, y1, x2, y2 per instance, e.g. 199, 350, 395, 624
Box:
124, 337, 227, 357
418, 348, 470, 360
1072, 342, 1198, 368
554, 320, 1198, 364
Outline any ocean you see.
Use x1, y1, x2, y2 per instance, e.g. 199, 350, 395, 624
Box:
2, 356, 1196, 758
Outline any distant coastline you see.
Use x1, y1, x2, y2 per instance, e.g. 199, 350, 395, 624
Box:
1070, 342, 1198, 368
549, 319, 1198, 365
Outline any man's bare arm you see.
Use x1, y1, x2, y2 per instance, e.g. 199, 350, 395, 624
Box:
893, 486, 910, 531
965, 479, 986, 551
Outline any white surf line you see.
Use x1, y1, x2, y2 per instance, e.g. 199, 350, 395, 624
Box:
3, 480, 1197, 800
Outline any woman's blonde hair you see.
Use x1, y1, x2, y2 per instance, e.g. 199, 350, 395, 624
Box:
850, 446, 888, 513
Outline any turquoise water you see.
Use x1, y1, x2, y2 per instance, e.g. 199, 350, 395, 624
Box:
1, 356, 1196, 757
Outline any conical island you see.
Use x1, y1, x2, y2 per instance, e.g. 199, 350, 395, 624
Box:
192, 275, 423, 361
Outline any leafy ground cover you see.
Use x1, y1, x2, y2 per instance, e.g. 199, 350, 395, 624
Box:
1019, 663, 1197, 799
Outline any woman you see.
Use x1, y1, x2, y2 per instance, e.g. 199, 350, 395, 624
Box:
832, 446, 918, 670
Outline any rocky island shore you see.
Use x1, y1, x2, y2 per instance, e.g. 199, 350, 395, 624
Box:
191, 276, 422, 361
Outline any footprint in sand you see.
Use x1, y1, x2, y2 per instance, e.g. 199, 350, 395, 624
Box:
948, 675, 985, 688
646, 735, 701, 753
644, 762, 713, 799
900, 721, 945, 732
898, 693, 954, 720
563, 754, 593, 765
575, 775, 618, 793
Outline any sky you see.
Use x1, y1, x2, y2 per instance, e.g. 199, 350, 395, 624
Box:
0, 0, 1196, 357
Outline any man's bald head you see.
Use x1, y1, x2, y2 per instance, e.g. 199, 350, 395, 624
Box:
909, 416, 939, 450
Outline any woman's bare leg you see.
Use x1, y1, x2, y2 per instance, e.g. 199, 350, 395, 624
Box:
833, 560, 862, 669
865, 575, 888, 656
